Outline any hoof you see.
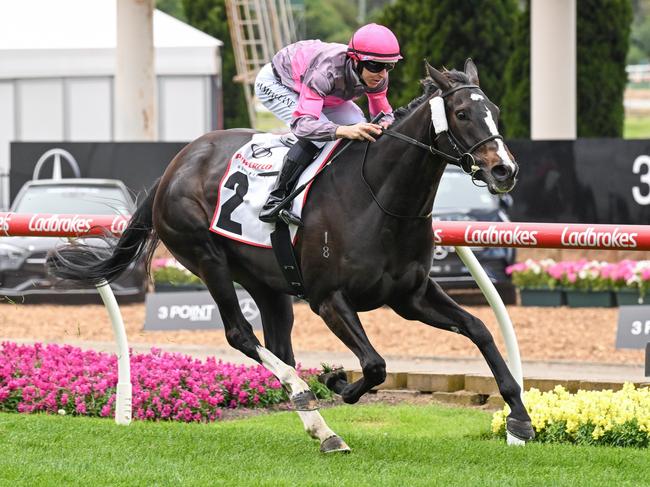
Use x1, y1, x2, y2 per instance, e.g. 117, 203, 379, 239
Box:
318, 369, 348, 394
506, 416, 535, 442
320, 435, 350, 454
290, 390, 319, 411
341, 384, 362, 404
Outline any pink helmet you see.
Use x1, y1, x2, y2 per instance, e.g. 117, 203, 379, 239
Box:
347, 23, 402, 63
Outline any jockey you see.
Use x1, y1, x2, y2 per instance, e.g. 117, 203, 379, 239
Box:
254, 23, 402, 225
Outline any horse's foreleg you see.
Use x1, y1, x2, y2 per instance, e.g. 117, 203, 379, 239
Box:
199, 254, 347, 452
390, 279, 534, 441
317, 290, 386, 404
254, 347, 349, 452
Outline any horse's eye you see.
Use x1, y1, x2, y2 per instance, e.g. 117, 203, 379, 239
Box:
456, 111, 467, 120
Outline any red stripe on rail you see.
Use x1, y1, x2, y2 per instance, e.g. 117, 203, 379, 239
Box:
0, 212, 129, 237
433, 221, 650, 250
1, 213, 649, 251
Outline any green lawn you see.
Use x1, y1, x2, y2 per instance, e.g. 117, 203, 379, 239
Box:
624, 115, 650, 139
1, 404, 648, 487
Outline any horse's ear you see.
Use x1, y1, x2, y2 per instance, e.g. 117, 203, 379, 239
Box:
464, 58, 480, 86
424, 60, 450, 91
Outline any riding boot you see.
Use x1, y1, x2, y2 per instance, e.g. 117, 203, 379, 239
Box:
259, 138, 320, 226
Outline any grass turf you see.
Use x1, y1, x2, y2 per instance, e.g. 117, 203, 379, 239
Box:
624, 115, 650, 139
1, 404, 649, 487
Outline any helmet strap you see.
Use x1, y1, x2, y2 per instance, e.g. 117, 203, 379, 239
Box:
354, 60, 367, 84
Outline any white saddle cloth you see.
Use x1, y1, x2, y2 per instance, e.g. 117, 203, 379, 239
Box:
210, 133, 340, 247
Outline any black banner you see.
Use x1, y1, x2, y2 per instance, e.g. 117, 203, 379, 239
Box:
503, 139, 650, 225
10, 139, 650, 224
10, 142, 186, 204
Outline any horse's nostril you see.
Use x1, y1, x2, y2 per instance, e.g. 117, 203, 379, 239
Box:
491, 164, 511, 181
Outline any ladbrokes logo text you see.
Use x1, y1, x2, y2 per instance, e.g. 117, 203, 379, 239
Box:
464, 225, 538, 246
28, 214, 92, 233
561, 227, 638, 248
110, 217, 128, 234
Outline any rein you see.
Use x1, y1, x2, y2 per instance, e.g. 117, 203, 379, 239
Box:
360, 140, 433, 220
363, 84, 503, 220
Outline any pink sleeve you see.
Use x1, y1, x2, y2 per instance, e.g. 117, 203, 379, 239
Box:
366, 88, 393, 118
290, 85, 338, 140
293, 85, 325, 120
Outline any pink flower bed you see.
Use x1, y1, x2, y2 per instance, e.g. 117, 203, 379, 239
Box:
0, 342, 321, 422
507, 258, 650, 294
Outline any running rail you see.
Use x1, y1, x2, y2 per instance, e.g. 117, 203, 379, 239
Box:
0, 212, 132, 425
2, 212, 649, 429
433, 221, 650, 385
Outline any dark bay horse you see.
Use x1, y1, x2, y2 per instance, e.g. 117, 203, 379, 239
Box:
47, 60, 534, 452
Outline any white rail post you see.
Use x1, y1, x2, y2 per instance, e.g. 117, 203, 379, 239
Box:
95, 279, 132, 425
454, 246, 525, 446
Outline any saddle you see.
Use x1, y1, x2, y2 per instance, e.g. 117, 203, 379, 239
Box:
210, 133, 339, 248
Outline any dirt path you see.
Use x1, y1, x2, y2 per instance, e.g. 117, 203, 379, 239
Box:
0, 301, 643, 365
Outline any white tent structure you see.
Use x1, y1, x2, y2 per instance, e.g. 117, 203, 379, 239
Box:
0, 0, 223, 209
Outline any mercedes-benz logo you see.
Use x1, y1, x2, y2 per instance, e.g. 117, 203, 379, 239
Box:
239, 298, 260, 321
433, 245, 449, 260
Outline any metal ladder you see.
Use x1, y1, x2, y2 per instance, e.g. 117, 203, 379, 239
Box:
225, 0, 296, 125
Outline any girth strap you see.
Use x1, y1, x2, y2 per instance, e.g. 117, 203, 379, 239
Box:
270, 222, 307, 299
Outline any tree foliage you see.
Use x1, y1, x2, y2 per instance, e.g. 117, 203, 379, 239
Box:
577, 0, 632, 137
498, 0, 632, 138
182, 0, 250, 128
156, 0, 187, 22
379, 0, 518, 116
500, 1, 530, 138
302, 0, 358, 43
627, 0, 650, 64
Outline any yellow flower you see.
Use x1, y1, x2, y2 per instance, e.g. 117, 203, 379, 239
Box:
492, 382, 650, 446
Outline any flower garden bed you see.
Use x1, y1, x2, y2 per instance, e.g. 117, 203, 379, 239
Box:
507, 259, 650, 307
0, 342, 329, 422
151, 258, 207, 292
492, 383, 650, 447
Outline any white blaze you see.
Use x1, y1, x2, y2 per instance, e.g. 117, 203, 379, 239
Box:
482, 105, 516, 170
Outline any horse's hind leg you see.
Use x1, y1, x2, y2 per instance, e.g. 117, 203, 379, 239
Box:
197, 251, 348, 453
390, 279, 534, 441
316, 290, 387, 404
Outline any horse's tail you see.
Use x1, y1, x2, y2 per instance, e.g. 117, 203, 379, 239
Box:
46, 179, 161, 286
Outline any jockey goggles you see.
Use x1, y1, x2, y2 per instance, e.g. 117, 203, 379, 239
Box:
361, 60, 395, 73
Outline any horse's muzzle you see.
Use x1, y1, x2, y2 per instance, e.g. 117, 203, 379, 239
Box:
486, 162, 518, 194
490, 162, 516, 183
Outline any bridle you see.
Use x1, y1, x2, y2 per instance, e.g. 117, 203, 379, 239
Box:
381, 84, 503, 177
361, 84, 504, 219
276, 84, 507, 221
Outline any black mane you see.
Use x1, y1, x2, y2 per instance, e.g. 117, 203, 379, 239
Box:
393, 69, 470, 120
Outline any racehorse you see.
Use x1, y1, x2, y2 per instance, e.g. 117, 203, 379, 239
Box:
47, 60, 534, 453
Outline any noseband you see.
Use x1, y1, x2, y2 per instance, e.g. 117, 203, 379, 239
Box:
382, 84, 503, 175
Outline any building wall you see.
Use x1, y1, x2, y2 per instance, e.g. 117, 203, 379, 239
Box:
0, 74, 220, 209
